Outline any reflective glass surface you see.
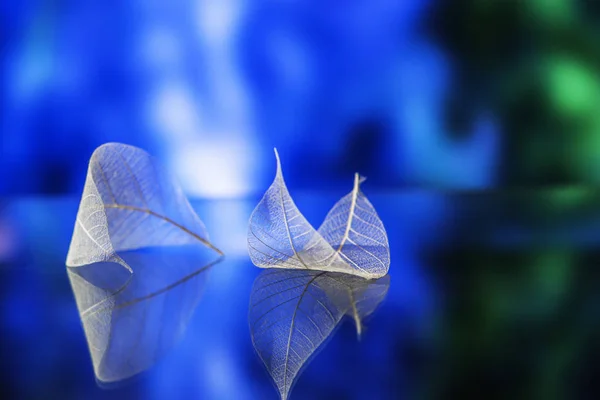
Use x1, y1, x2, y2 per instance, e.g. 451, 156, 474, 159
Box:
1, 190, 597, 399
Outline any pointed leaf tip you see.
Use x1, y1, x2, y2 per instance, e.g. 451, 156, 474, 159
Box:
354, 173, 367, 186
274, 148, 282, 177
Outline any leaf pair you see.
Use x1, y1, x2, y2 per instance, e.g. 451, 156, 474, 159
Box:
247, 150, 391, 399
248, 149, 390, 280
66, 143, 391, 398
66, 143, 224, 383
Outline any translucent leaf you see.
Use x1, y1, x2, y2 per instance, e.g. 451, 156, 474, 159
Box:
66, 143, 223, 271
68, 245, 222, 383
249, 269, 390, 400
248, 149, 388, 278
316, 173, 390, 278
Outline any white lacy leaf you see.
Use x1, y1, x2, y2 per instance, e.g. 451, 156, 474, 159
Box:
316, 173, 390, 278
248, 149, 389, 279
68, 246, 222, 383
66, 143, 222, 271
248, 149, 347, 274
249, 269, 390, 400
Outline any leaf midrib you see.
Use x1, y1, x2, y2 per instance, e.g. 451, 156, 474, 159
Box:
282, 272, 324, 398
104, 204, 223, 256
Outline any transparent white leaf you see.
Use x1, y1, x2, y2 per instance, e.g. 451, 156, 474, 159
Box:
248, 149, 389, 279
66, 143, 223, 271
249, 269, 390, 400
68, 246, 222, 383
316, 173, 390, 278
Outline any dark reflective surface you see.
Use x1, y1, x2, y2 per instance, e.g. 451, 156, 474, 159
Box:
0, 191, 599, 399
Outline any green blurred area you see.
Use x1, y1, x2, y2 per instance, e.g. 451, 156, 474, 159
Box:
428, 1, 600, 397
435, 0, 600, 185
425, 245, 599, 399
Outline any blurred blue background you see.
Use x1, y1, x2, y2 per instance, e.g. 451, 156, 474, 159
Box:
2, 0, 600, 399
1, 0, 504, 197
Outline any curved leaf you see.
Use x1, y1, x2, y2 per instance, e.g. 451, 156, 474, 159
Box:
248, 149, 365, 277
249, 269, 390, 400
68, 246, 222, 383
66, 143, 223, 271
316, 173, 390, 278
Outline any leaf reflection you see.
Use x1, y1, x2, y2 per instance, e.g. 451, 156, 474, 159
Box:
249, 269, 390, 400
67, 245, 223, 384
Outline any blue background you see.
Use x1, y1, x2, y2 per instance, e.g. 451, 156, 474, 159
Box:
1, 0, 501, 196
2, 1, 600, 399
